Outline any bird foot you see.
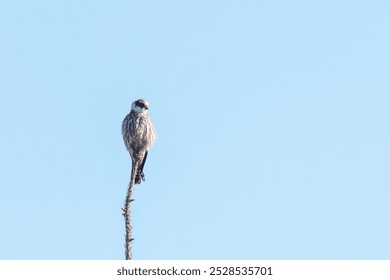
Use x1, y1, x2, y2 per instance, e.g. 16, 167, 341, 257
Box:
135, 170, 145, 184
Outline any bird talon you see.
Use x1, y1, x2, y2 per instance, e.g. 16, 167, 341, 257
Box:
134, 170, 145, 184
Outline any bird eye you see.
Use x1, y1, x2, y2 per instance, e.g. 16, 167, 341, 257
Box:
135, 101, 145, 108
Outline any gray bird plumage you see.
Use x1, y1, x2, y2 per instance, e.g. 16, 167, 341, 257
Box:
122, 99, 157, 184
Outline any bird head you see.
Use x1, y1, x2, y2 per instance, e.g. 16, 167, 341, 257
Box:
131, 99, 149, 113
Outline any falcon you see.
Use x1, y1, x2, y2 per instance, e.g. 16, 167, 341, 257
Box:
122, 99, 157, 184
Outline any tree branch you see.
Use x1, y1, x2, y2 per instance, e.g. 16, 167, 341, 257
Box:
122, 160, 139, 260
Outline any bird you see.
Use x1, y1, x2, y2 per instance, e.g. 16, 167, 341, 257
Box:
122, 99, 157, 184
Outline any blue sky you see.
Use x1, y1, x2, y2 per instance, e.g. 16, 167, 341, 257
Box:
0, 0, 389, 260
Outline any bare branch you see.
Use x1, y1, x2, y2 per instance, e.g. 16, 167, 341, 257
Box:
122, 160, 139, 260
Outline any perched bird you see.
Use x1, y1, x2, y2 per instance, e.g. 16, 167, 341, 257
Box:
122, 99, 157, 184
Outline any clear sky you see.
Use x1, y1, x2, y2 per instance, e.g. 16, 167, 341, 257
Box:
0, 0, 389, 260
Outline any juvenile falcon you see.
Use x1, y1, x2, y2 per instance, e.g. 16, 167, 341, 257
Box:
122, 99, 157, 184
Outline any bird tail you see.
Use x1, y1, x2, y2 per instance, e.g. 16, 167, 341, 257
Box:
134, 151, 148, 184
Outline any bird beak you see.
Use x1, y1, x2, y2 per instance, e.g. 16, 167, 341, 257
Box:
145, 105, 149, 110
